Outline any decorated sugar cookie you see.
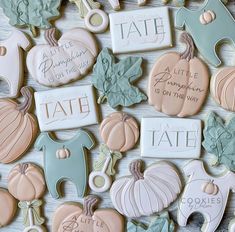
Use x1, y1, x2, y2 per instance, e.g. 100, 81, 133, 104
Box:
0, 86, 38, 164
148, 32, 209, 117
178, 160, 235, 232
34, 85, 99, 131
8, 163, 46, 232
127, 212, 175, 232
109, 7, 172, 54
0, 30, 31, 98
27, 28, 98, 87
92, 48, 147, 108
211, 67, 235, 111
35, 130, 94, 199
0, 188, 17, 228
110, 159, 182, 218
69, 0, 109, 33
52, 195, 124, 232
203, 112, 235, 171
0, 0, 61, 37
89, 112, 139, 193
141, 117, 202, 159
175, 0, 235, 67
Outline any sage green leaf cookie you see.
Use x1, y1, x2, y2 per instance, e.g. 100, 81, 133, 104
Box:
0, 0, 62, 37
127, 212, 175, 232
92, 48, 147, 108
203, 112, 235, 171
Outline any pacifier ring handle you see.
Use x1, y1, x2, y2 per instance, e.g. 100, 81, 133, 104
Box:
89, 171, 112, 193
85, 9, 109, 33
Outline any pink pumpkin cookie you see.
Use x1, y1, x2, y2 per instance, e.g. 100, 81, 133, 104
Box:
52, 195, 124, 232
8, 163, 46, 231
148, 32, 209, 117
0, 188, 16, 227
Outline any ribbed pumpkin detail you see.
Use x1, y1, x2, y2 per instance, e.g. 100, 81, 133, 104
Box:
100, 112, 139, 152
8, 163, 45, 201
0, 188, 16, 227
110, 160, 182, 217
0, 86, 38, 163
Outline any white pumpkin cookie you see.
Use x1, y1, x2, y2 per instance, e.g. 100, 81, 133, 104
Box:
110, 159, 182, 218
27, 28, 99, 87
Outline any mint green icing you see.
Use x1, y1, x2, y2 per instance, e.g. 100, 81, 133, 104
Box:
35, 130, 94, 199
92, 48, 147, 108
18, 200, 45, 230
175, 0, 235, 67
94, 144, 122, 176
0, 0, 61, 36
203, 112, 235, 171
127, 212, 175, 232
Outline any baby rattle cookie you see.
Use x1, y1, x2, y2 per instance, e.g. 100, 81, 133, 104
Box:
92, 48, 147, 108
211, 66, 235, 112
0, 30, 31, 98
27, 28, 98, 87
89, 112, 139, 193
0, 188, 17, 228
148, 32, 209, 117
178, 160, 235, 232
8, 163, 46, 232
70, 0, 109, 33
203, 112, 235, 171
0, 0, 61, 37
0, 86, 38, 164
35, 130, 94, 199
52, 195, 124, 232
175, 0, 235, 67
110, 159, 182, 218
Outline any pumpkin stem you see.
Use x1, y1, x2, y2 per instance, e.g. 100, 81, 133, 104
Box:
18, 163, 29, 174
45, 28, 58, 47
16, 87, 33, 114
83, 195, 99, 217
129, 160, 144, 181
122, 113, 131, 121
180, 32, 195, 61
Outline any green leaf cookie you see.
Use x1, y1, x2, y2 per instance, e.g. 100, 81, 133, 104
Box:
127, 212, 175, 232
0, 0, 62, 37
92, 48, 147, 108
203, 112, 235, 171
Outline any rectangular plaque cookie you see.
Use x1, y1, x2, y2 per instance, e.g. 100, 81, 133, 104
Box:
35, 85, 99, 131
109, 7, 172, 53
141, 117, 201, 158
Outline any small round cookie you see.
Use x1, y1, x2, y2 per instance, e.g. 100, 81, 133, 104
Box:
52, 195, 124, 232
8, 163, 46, 201
100, 112, 139, 152
211, 67, 235, 111
0, 188, 16, 227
